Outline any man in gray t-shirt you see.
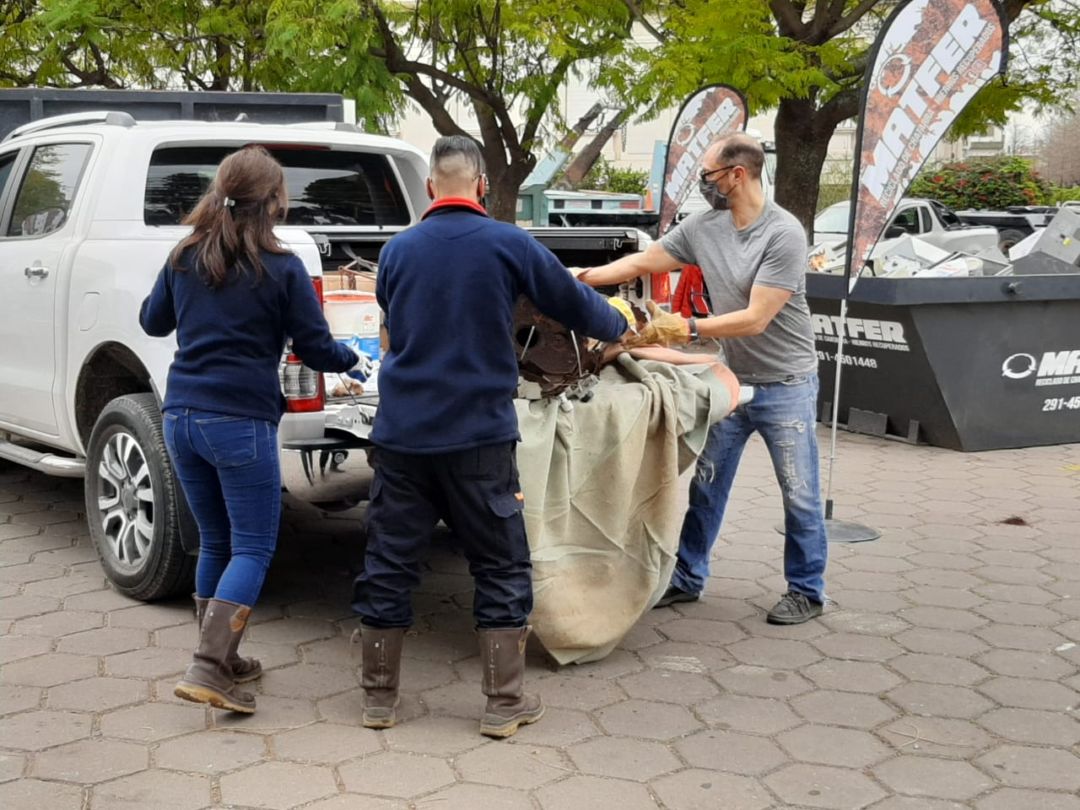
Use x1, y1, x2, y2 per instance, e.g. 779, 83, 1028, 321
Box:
661, 199, 817, 383
578, 134, 827, 625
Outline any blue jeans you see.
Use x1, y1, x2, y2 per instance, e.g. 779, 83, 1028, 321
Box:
163, 408, 281, 606
671, 373, 828, 603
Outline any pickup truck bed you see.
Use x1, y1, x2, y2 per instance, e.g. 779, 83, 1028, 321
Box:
280, 228, 657, 509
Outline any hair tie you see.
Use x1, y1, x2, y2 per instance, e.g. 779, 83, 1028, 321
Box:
222, 196, 236, 208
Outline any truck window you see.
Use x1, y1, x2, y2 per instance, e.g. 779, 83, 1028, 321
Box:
892, 207, 920, 235
0, 152, 16, 201
0, 151, 17, 231
931, 200, 962, 229
6, 143, 91, 238
145, 146, 411, 227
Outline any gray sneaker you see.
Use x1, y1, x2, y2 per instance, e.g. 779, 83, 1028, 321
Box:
766, 591, 823, 625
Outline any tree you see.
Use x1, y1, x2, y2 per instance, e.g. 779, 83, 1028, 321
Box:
265, 1, 649, 221
1039, 99, 1080, 187
2, 1, 649, 221
616, 0, 1080, 234
0, 1, 288, 91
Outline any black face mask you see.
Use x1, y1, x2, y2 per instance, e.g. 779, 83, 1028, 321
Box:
698, 176, 730, 211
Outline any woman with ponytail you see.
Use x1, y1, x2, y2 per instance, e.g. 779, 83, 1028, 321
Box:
139, 146, 369, 713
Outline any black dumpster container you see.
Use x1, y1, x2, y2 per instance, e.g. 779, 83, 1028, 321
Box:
806, 273, 1080, 451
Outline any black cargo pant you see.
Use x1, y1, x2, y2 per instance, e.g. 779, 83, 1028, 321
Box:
352, 441, 532, 629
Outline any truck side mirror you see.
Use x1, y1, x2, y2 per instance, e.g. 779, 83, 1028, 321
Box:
884, 224, 905, 239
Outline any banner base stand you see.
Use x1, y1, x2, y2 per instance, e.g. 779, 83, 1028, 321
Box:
774, 519, 881, 544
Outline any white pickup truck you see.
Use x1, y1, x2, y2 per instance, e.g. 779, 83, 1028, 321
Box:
813, 197, 1002, 255
0, 110, 656, 600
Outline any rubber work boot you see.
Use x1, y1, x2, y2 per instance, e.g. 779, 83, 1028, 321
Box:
174, 599, 256, 713
194, 595, 262, 683
360, 626, 406, 729
653, 584, 700, 609
478, 626, 545, 738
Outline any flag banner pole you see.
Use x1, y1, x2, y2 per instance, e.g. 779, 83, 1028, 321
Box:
824, 296, 847, 521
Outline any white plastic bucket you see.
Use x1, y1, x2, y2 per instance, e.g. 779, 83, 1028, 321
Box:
325, 291, 378, 335
324, 291, 381, 359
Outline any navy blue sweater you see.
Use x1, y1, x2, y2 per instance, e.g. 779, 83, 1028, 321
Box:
140, 249, 356, 423
372, 202, 627, 453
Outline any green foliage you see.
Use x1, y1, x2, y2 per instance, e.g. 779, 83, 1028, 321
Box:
577, 157, 648, 195
265, 1, 649, 217
1047, 185, 1080, 205
816, 159, 853, 212
908, 157, 1052, 210
609, 0, 1080, 231
618, 1, 1080, 131
0, 0, 652, 219
604, 0, 861, 118
264, 0, 642, 140
0, 1, 331, 92
816, 184, 850, 212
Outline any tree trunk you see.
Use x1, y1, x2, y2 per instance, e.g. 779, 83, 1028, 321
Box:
209, 37, 231, 90
773, 97, 834, 237
486, 160, 533, 223
561, 107, 631, 187
550, 103, 605, 190
559, 103, 604, 152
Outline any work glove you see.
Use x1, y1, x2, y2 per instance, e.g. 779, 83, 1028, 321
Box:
607, 296, 635, 329
624, 301, 691, 348
342, 342, 375, 382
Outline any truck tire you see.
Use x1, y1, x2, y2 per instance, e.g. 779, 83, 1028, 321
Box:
997, 228, 1028, 254
84, 394, 194, 601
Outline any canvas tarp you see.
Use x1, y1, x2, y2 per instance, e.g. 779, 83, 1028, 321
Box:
515, 354, 733, 664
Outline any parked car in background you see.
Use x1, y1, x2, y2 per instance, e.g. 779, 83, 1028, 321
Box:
950, 205, 1059, 253
812, 198, 1001, 256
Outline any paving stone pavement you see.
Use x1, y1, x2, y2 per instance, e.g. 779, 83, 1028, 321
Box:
1, 431, 1079, 809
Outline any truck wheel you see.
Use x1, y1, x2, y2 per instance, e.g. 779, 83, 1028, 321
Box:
997, 228, 1027, 254
84, 394, 194, 601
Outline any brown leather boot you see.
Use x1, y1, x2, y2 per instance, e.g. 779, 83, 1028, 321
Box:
360, 626, 406, 729
478, 626, 544, 738
175, 599, 256, 713
194, 595, 262, 683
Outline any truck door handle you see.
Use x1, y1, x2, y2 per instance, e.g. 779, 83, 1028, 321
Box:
24, 266, 49, 279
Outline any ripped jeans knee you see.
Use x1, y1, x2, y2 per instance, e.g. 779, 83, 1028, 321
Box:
773, 418, 813, 505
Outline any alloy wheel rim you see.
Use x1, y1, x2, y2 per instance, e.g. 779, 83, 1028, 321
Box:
97, 431, 155, 573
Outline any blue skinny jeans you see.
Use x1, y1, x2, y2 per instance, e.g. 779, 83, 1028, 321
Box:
163, 408, 280, 606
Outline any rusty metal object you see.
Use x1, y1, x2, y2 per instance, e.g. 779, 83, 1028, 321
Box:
514, 296, 603, 397
513, 296, 645, 398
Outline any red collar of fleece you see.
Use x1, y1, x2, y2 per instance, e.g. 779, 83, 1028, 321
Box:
421, 197, 489, 220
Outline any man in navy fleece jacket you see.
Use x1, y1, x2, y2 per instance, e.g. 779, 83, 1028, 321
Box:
352, 135, 628, 737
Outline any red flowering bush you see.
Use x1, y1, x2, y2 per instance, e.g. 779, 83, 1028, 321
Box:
909, 157, 1051, 210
